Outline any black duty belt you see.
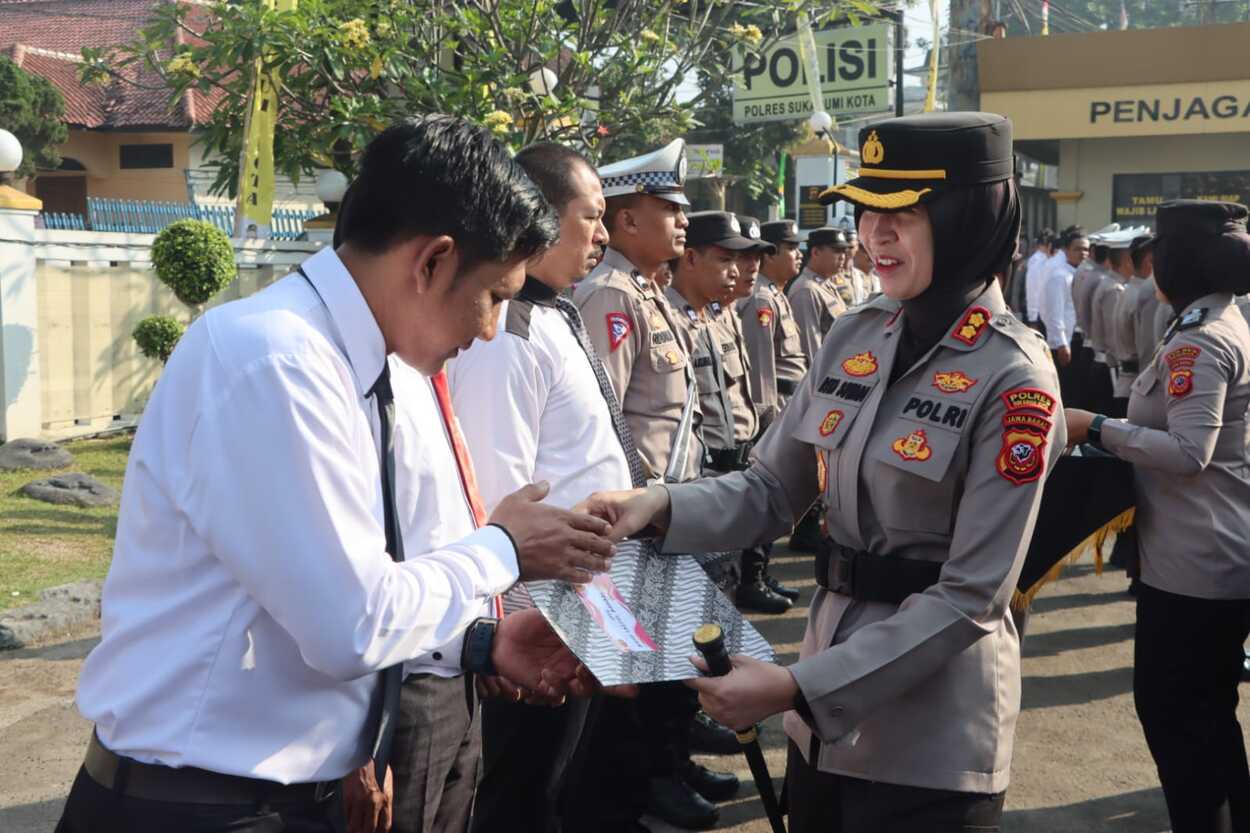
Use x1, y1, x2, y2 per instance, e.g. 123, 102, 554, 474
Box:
777, 378, 798, 397
1119, 359, 1140, 374
815, 538, 943, 605
83, 731, 338, 805
707, 442, 754, 472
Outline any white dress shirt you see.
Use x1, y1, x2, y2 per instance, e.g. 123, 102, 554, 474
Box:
1024, 249, 1049, 322
1040, 257, 1077, 350
76, 248, 518, 784
448, 277, 632, 513
389, 357, 496, 678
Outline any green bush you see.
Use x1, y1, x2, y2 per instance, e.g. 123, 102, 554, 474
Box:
151, 219, 237, 307
133, 315, 186, 364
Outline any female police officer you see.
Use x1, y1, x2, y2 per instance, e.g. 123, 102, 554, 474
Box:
1066, 200, 1250, 833
581, 113, 1063, 832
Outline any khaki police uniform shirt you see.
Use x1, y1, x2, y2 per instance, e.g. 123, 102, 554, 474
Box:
1112, 276, 1160, 386
665, 286, 736, 454
1072, 264, 1105, 350
737, 277, 808, 405
788, 267, 847, 364
1102, 292, 1250, 599
573, 248, 702, 482
709, 301, 760, 443
1091, 275, 1131, 396
660, 282, 1062, 794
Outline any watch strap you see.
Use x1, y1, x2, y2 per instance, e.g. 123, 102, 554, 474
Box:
462, 617, 498, 677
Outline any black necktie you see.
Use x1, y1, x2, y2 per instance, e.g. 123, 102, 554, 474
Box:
553, 296, 648, 488
368, 362, 404, 781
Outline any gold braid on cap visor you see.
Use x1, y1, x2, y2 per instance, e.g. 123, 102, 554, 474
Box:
819, 183, 934, 209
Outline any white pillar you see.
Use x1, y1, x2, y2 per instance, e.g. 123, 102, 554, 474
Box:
0, 192, 44, 441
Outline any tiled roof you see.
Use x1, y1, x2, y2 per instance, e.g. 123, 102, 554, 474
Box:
1, 0, 221, 130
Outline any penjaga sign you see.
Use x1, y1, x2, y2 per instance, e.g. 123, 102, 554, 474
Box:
1091, 94, 1250, 125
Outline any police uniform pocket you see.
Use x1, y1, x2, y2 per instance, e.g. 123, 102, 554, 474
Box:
649, 343, 686, 373
793, 400, 868, 511
721, 342, 745, 381
781, 318, 801, 351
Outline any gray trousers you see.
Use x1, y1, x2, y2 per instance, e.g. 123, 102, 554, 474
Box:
391, 673, 481, 833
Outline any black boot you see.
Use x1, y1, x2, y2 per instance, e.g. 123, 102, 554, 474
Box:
764, 572, 800, 601
645, 776, 719, 829
689, 711, 739, 755
736, 578, 792, 614
681, 760, 740, 802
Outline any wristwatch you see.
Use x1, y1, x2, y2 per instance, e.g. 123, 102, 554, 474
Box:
1088, 414, 1107, 448
462, 617, 499, 677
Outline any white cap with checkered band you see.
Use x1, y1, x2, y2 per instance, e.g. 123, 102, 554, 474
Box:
598, 139, 689, 206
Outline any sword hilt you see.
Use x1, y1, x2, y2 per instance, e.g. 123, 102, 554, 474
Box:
692, 623, 757, 743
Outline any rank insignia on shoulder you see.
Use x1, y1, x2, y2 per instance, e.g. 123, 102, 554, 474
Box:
1168, 368, 1194, 398
996, 422, 1048, 486
841, 351, 879, 377
819, 409, 844, 436
1177, 307, 1207, 331
1001, 387, 1058, 417
685, 307, 698, 322
606, 312, 632, 352
710, 301, 722, 315
952, 307, 992, 346
757, 308, 774, 327
932, 370, 978, 394
892, 428, 933, 462
632, 272, 649, 289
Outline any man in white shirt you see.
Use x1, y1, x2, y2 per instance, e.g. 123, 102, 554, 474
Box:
1040, 227, 1090, 406
57, 117, 613, 833
450, 142, 644, 833
1024, 228, 1055, 329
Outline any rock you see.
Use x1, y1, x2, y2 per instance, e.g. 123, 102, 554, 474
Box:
21, 473, 118, 508
0, 580, 103, 650
0, 438, 74, 471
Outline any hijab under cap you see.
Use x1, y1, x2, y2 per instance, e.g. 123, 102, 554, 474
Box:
1153, 199, 1250, 315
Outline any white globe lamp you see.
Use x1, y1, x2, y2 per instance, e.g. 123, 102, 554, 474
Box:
0, 129, 23, 180
529, 67, 559, 97
315, 169, 349, 210
808, 111, 833, 135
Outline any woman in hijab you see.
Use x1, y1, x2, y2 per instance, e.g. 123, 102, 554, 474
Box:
1066, 200, 1250, 833
579, 113, 1063, 832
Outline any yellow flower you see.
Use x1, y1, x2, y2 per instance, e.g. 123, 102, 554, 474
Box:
640, 28, 661, 44
339, 18, 371, 51
375, 20, 392, 38
166, 53, 201, 80
483, 110, 514, 135
369, 55, 384, 79
729, 22, 763, 46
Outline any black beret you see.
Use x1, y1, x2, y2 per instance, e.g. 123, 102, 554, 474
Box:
760, 219, 800, 245
807, 228, 849, 248
685, 211, 757, 250
1156, 200, 1249, 239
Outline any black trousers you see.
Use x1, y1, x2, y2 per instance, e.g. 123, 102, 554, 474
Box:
1134, 582, 1250, 833
472, 696, 593, 833
785, 742, 1005, 833
1056, 332, 1089, 409
54, 766, 345, 833
1087, 360, 1116, 415
561, 697, 649, 833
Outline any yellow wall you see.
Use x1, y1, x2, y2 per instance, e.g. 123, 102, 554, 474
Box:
1053, 132, 1250, 230
29, 130, 195, 203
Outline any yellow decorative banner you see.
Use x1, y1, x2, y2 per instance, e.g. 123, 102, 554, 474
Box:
235, 0, 297, 237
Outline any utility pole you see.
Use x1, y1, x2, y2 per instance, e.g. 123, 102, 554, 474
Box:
947, 0, 991, 112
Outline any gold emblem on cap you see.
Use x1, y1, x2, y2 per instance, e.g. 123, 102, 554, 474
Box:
862, 130, 884, 165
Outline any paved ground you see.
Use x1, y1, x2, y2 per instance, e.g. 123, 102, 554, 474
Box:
1, 547, 1246, 832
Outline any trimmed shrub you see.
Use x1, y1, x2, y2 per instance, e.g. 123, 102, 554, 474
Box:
133, 315, 186, 364
151, 219, 237, 307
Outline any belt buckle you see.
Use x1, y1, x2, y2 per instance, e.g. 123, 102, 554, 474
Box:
830, 548, 855, 596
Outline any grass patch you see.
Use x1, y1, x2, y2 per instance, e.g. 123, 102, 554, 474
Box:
0, 436, 130, 610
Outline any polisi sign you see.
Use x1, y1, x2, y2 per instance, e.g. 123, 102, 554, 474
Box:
733, 23, 891, 125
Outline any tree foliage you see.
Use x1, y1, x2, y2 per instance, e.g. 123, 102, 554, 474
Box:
0, 55, 69, 178
1001, 0, 1244, 35
81, 0, 883, 195
133, 315, 186, 365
